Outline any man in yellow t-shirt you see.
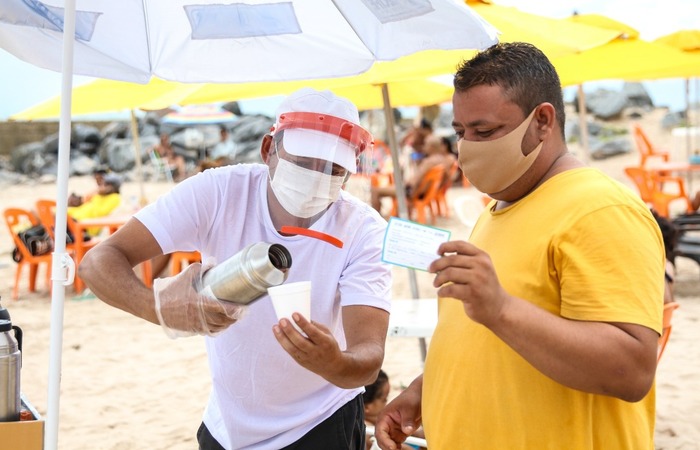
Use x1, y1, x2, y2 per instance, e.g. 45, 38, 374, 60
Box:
375, 43, 664, 450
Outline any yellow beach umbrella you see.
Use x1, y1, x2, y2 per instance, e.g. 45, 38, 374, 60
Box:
655, 30, 700, 52
465, 0, 620, 57
10, 52, 465, 121
555, 14, 700, 85
547, 14, 700, 160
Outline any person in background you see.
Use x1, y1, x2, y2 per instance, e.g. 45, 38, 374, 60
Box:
400, 118, 433, 156
209, 125, 237, 163
67, 172, 122, 221
79, 87, 392, 450
652, 208, 680, 304
66, 172, 123, 238
375, 42, 664, 450
370, 134, 455, 216
364, 370, 424, 450
153, 132, 187, 182
68, 167, 108, 207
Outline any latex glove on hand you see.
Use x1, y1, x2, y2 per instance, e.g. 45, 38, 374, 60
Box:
153, 262, 244, 338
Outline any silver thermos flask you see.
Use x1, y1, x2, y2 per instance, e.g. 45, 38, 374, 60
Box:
200, 242, 292, 304
0, 298, 22, 422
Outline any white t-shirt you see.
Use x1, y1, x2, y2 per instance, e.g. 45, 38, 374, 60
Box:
135, 164, 392, 449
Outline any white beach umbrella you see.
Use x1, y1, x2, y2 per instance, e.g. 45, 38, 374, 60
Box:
0, 1, 499, 449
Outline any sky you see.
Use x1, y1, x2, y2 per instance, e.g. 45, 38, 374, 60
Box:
0, 0, 699, 120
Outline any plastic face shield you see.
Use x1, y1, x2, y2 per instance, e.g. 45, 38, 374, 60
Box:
271, 112, 374, 176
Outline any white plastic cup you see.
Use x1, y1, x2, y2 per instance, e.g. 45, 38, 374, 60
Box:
268, 281, 311, 334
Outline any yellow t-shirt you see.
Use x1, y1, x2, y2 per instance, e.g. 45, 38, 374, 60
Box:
422, 168, 664, 450
67, 193, 121, 236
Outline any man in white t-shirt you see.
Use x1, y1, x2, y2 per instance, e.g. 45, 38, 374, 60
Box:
209, 125, 237, 162
79, 88, 392, 450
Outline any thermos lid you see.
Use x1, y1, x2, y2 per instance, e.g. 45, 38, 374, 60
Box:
0, 298, 10, 322
0, 319, 11, 332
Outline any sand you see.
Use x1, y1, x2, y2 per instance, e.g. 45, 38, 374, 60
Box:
2, 107, 699, 449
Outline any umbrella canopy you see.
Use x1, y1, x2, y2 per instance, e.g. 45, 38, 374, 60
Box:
0, 0, 498, 83
11, 73, 456, 120
553, 14, 700, 85
655, 29, 700, 52
466, 0, 620, 57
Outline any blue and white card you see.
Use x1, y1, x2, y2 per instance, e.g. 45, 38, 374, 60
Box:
382, 217, 451, 271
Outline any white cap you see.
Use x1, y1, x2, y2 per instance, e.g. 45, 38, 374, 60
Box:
274, 88, 362, 173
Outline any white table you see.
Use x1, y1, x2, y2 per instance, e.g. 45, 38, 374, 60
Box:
389, 298, 437, 362
388, 298, 437, 337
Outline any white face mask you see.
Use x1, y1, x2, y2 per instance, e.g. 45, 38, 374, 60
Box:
270, 158, 345, 218
457, 108, 543, 194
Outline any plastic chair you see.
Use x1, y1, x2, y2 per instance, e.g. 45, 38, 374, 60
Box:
623, 166, 694, 217
433, 160, 460, 218
658, 301, 680, 363
170, 251, 202, 276
36, 199, 101, 256
391, 165, 445, 224
4, 207, 53, 300
632, 124, 670, 167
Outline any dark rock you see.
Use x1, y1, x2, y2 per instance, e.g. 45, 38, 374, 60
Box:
622, 82, 654, 109
586, 89, 629, 120
589, 136, 632, 160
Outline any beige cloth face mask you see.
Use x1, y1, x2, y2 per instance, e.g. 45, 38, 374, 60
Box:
458, 109, 543, 194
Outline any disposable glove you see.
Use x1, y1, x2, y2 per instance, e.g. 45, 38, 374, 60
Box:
153, 261, 245, 338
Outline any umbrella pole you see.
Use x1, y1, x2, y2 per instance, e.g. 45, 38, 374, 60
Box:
686, 79, 692, 161
46, 1, 77, 449
380, 84, 425, 361
129, 109, 148, 206
577, 85, 589, 164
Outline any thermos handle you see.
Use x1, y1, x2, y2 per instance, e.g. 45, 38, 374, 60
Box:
12, 325, 22, 367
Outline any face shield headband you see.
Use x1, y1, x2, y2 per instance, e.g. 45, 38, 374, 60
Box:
270, 112, 374, 174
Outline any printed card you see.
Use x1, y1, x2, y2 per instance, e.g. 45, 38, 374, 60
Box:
382, 217, 451, 271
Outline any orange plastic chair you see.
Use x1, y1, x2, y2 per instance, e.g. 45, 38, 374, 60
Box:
623, 166, 694, 217
4, 207, 53, 300
658, 302, 680, 363
433, 160, 460, 218
632, 124, 670, 167
35, 199, 95, 257
391, 165, 445, 224
170, 251, 202, 276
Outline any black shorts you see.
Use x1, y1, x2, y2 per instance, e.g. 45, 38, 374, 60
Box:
197, 393, 365, 450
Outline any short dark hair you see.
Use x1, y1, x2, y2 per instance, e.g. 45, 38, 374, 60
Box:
652, 209, 679, 263
454, 42, 566, 138
363, 369, 388, 404
440, 136, 455, 155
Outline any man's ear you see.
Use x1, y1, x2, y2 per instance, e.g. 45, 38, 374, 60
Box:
260, 134, 273, 163
534, 103, 556, 139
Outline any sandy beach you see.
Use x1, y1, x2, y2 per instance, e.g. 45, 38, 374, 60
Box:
2, 108, 700, 449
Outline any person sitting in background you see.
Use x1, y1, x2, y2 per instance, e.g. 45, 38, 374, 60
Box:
153, 133, 187, 182
400, 118, 433, 156
370, 134, 456, 216
68, 167, 108, 207
364, 370, 425, 450
652, 208, 680, 304
197, 126, 237, 172
67, 173, 123, 236
209, 125, 237, 162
